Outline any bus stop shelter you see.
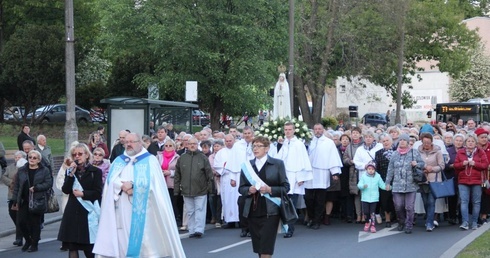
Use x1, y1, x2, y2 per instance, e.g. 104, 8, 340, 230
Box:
100, 96, 199, 144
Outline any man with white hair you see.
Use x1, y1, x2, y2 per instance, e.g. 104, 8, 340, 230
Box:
94, 133, 185, 257
36, 135, 54, 171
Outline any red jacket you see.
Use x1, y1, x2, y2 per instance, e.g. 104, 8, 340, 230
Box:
454, 147, 489, 185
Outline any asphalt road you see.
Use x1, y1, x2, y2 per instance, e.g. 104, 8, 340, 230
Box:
0, 182, 488, 258
0, 220, 487, 258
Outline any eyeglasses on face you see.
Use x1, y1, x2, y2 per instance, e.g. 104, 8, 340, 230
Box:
72, 152, 84, 157
93, 153, 103, 157
126, 140, 140, 144
28, 156, 38, 160
164, 145, 174, 147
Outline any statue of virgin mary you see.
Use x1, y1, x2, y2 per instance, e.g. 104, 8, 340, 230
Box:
273, 73, 292, 120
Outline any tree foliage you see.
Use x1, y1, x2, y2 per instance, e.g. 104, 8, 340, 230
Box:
96, 0, 288, 129
293, 0, 479, 126
0, 24, 65, 118
449, 44, 490, 102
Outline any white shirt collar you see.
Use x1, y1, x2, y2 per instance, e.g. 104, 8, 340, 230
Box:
255, 155, 268, 171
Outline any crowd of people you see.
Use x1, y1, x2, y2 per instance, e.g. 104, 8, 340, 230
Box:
2, 117, 490, 257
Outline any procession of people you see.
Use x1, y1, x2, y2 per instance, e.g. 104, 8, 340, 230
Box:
1, 71, 490, 257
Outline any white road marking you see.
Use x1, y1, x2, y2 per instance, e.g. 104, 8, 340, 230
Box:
40, 237, 57, 243
358, 223, 403, 242
208, 239, 251, 253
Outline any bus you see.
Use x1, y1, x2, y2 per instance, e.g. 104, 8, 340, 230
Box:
435, 98, 490, 123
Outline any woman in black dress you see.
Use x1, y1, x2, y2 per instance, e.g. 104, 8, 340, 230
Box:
239, 136, 290, 258
58, 143, 102, 258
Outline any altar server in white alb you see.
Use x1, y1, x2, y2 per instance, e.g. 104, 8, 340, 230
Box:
304, 123, 343, 230
93, 133, 185, 258
275, 121, 313, 238
228, 126, 255, 237
213, 134, 239, 228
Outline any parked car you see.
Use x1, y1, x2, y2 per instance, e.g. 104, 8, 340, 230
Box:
3, 106, 25, 121
26, 104, 92, 124
362, 113, 388, 127
193, 110, 210, 126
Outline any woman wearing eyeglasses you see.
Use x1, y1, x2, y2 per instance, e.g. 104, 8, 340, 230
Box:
11, 150, 52, 252
239, 136, 290, 258
90, 147, 110, 184
58, 143, 102, 258
88, 131, 109, 159
157, 139, 181, 225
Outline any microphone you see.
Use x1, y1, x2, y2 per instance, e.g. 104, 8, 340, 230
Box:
66, 160, 79, 176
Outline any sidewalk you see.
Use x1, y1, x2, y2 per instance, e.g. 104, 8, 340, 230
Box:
0, 184, 62, 238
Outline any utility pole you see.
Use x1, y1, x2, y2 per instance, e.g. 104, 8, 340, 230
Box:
65, 0, 78, 153
288, 0, 295, 116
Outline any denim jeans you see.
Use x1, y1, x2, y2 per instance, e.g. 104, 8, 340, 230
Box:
458, 184, 482, 225
392, 192, 416, 229
420, 190, 436, 228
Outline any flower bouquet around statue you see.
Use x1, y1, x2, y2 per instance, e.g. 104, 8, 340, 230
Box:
255, 117, 312, 143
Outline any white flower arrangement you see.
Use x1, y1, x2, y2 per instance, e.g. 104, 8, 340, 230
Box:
256, 117, 312, 142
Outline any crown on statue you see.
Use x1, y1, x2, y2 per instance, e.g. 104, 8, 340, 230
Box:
277, 63, 286, 73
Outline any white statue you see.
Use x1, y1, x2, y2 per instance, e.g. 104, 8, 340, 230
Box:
273, 73, 292, 120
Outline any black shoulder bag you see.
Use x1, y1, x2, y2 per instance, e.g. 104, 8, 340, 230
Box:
411, 149, 427, 183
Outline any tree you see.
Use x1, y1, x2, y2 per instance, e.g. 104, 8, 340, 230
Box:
293, 0, 479, 126
96, 0, 288, 130
450, 44, 490, 102
0, 24, 65, 121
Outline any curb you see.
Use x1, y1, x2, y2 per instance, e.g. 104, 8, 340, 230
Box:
0, 215, 62, 238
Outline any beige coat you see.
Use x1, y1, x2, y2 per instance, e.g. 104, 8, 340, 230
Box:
417, 144, 445, 183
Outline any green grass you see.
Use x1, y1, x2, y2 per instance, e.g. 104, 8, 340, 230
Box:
456, 229, 490, 258
0, 136, 66, 156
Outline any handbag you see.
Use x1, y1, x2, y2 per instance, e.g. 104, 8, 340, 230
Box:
429, 171, 455, 198
482, 169, 490, 195
26, 172, 46, 214
45, 188, 60, 213
411, 150, 427, 183
29, 191, 46, 214
279, 191, 298, 225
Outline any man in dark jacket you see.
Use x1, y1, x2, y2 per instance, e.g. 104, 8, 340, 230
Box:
147, 126, 167, 155
174, 137, 213, 238
110, 130, 128, 162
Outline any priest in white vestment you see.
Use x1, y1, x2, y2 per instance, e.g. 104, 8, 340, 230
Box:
273, 73, 292, 119
275, 122, 313, 238
213, 134, 239, 227
304, 124, 342, 229
93, 133, 185, 258
227, 127, 255, 236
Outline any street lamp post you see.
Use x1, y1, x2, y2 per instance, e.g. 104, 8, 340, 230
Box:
289, 0, 295, 116
65, 0, 78, 153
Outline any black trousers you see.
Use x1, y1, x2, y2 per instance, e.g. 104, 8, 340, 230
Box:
8, 200, 23, 240
305, 189, 327, 224
238, 195, 248, 229
18, 202, 42, 243
287, 194, 299, 233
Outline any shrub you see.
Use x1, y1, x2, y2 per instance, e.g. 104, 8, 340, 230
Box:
321, 116, 338, 129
